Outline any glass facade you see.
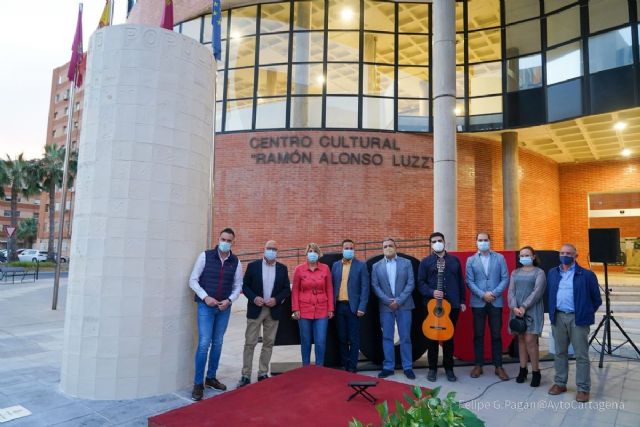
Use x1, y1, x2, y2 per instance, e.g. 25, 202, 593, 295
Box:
172, 0, 640, 133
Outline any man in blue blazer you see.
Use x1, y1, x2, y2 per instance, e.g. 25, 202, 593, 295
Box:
331, 239, 370, 372
466, 232, 509, 380
371, 237, 416, 380
547, 243, 601, 403
238, 240, 291, 387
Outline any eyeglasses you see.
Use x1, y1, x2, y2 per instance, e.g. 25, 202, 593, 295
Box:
266, 248, 278, 251
383, 244, 395, 249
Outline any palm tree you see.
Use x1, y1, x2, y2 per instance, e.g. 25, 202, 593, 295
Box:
17, 217, 38, 249
0, 154, 40, 261
37, 145, 78, 262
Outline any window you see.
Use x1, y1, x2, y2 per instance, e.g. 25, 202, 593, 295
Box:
3, 210, 9, 217
33, 213, 39, 219
398, 3, 428, 33
328, 0, 360, 30
260, 2, 290, 33
225, 99, 253, 131
63, 126, 67, 134
74, 121, 78, 128
506, 20, 541, 58
546, 41, 582, 85
589, 27, 633, 74
468, 0, 499, 29
293, 0, 325, 31
589, 0, 628, 34
364, 0, 394, 32
546, 6, 580, 47
230, 5, 257, 38
292, 32, 324, 62
326, 96, 358, 128
53, 111, 58, 119
58, 75, 63, 84
75, 102, 80, 111
52, 130, 56, 137
506, 54, 542, 91
505, 0, 540, 24
290, 96, 322, 127
45, 204, 49, 213
362, 97, 394, 130
255, 98, 286, 129
64, 106, 69, 115
55, 94, 60, 102
180, 17, 201, 41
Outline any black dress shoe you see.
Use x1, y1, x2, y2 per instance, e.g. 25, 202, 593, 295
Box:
191, 384, 204, 401
404, 369, 416, 380
257, 374, 269, 381
237, 376, 250, 387
378, 369, 394, 378
445, 369, 457, 382
427, 369, 437, 382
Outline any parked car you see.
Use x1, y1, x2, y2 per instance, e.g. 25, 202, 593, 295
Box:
50, 252, 68, 263
18, 250, 48, 263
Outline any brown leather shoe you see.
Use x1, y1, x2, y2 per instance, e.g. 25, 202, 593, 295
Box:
548, 384, 567, 395
576, 391, 590, 402
495, 366, 509, 381
470, 365, 483, 378
205, 377, 227, 391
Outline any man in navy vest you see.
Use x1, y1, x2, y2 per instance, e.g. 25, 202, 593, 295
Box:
189, 228, 243, 401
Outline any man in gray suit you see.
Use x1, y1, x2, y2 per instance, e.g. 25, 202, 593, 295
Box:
466, 232, 509, 380
371, 238, 416, 380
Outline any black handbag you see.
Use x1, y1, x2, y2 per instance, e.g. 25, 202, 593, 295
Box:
509, 316, 527, 333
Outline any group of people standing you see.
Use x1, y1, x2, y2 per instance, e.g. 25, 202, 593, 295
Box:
188, 228, 602, 405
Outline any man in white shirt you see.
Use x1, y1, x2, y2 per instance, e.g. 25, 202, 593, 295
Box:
188, 228, 243, 401
237, 240, 291, 387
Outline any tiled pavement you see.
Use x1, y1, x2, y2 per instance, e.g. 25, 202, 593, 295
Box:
0, 277, 639, 426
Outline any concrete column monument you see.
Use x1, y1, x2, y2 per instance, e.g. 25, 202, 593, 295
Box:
502, 131, 520, 250
433, 0, 458, 248
60, 25, 215, 399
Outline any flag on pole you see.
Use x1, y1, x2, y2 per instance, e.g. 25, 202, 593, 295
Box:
67, 3, 84, 87
212, 0, 222, 61
98, 0, 112, 28
160, 0, 174, 30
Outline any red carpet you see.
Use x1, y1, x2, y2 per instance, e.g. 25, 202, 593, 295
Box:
149, 366, 423, 427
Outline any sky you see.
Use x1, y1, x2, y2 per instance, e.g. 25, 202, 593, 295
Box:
0, 1, 129, 160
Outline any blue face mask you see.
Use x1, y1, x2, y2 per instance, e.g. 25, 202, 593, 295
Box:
477, 241, 490, 252
218, 241, 231, 252
264, 249, 277, 261
307, 252, 319, 263
559, 255, 574, 266
343, 249, 355, 260
519, 256, 533, 266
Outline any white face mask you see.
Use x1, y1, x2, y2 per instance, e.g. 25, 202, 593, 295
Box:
432, 241, 445, 253
477, 241, 490, 252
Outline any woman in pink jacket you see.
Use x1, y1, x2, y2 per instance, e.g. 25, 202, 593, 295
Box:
292, 243, 334, 366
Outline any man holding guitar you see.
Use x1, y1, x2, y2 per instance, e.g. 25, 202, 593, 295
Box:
418, 232, 466, 382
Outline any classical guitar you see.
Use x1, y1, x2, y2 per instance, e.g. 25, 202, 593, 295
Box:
422, 257, 454, 341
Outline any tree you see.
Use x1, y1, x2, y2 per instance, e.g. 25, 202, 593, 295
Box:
17, 217, 38, 249
0, 154, 40, 261
36, 144, 78, 262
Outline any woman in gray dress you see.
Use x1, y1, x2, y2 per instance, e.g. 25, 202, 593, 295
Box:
508, 246, 546, 387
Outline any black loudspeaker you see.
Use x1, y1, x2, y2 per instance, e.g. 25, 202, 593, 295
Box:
588, 228, 620, 263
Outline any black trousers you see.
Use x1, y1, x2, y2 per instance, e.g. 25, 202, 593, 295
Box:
425, 308, 460, 370
472, 303, 503, 367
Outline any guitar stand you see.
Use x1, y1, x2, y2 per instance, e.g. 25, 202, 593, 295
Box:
347, 381, 378, 404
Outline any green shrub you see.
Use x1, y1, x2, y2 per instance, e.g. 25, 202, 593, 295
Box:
7, 261, 36, 268
350, 385, 484, 427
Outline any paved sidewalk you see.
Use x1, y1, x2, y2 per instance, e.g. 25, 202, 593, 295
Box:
0, 278, 639, 426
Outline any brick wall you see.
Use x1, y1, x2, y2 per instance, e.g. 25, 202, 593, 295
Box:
558, 159, 640, 258
212, 130, 563, 261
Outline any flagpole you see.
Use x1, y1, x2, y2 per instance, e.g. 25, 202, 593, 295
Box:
109, 0, 115, 25
53, 3, 82, 310
207, 70, 217, 249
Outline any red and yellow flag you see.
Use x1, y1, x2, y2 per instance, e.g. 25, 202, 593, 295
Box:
98, 0, 112, 28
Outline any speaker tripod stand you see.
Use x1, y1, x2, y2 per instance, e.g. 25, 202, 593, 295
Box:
588, 263, 640, 368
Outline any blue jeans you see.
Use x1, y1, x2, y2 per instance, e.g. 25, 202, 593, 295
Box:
336, 302, 360, 370
298, 318, 328, 366
380, 309, 412, 371
194, 302, 232, 384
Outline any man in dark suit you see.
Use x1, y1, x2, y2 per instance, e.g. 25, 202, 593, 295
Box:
238, 240, 291, 387
418, 232, 466, 382
371, 237, 416, 380
331, 239, 370, 373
